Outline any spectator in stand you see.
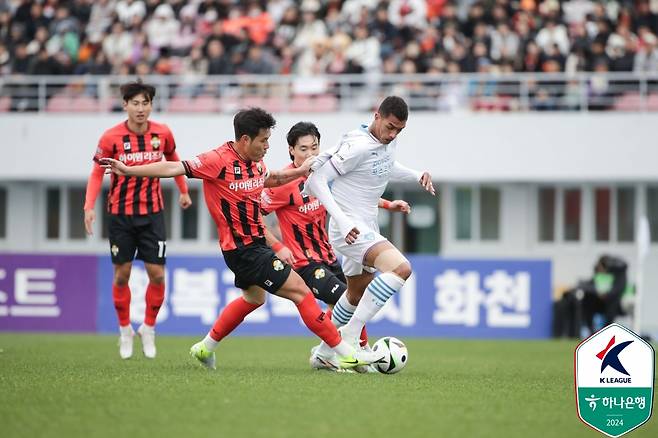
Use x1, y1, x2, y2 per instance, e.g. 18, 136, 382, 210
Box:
346, 24, 381, 73
292, 0, 327, 53
206, 39, 233, 75
634, 28, 658, 71
87, 0, 116, 44
116, 0, 146, 27
103, 21, 133, 67
145, 3, 179, 52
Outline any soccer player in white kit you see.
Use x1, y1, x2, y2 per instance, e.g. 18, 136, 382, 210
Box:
305, 96, 435, 366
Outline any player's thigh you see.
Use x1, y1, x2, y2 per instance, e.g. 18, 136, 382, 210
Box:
243, 285, 267, 306
329, 223, 387, 274
108, 214, 138, 265
275, 269, 311, 305
225, 243, 292, 295
363, 240, 411, 278
135, 212, 167, 265
298, 263, 347, 306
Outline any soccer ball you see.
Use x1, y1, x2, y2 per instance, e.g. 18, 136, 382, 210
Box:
372, 337, 408, 374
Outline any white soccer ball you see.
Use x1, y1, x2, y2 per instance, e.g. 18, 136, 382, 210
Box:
372, 336, 408, 374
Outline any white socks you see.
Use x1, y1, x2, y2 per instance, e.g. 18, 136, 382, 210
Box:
340, 273, 406, 341
331, 294, 357, 328
316, 294, 358, 357
202, 334, 219, 352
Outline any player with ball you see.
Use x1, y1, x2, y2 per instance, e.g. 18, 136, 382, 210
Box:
305, 96, 434, 374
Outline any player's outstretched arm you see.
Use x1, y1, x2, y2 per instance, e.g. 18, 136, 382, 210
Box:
264, 156, 314, 187
391, 161, 435, 196
379, 198, 411, 213
164, 150, 192, 209
100, 158, 185, 178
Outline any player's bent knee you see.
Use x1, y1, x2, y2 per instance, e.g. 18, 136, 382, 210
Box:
373, 248, 410, 277
113, 276, 129, 286
149, 275, 165, 285
392, 261, 412, 280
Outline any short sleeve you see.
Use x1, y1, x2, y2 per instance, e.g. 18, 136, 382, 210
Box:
261, 185, 291, 215
182, 150, 224, 180
92, 134, 113, 163
163, 125, 177, 155
329, 141, 367, 175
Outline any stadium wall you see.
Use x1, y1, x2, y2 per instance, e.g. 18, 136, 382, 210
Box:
1, 112, 658, 181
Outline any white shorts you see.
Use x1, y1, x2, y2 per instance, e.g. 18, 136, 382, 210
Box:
328, 217, 387, 277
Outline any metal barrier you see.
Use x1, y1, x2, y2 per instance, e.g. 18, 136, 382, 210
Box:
2, 72, 658, 113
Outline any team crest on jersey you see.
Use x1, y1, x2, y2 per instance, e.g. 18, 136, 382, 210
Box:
111, 245, 119, 256
257, 163, 263, 173
234, 166, 241, 175
314, 268, 325, 280
151, 135, 160, 149
272, 259, 284, 271
123, 141, 131, 150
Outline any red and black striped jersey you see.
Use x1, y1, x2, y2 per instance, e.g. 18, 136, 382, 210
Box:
261, 164, 337, 270
93, 120, 176, 215
182, 142, 268, 252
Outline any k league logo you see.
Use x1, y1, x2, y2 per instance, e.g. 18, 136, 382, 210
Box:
575, 323, 655, 437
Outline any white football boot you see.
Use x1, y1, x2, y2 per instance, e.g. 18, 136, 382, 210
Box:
118, 325, 134, 359
137, 323, 156, 359
309, 345, 341, 371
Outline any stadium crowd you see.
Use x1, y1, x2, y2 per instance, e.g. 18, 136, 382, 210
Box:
1, 0, 658, 78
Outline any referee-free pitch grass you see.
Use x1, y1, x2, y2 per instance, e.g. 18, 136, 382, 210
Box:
0, 335, 655, 438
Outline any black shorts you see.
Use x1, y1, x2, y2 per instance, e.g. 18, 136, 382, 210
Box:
297, 261, 347, 306
108, 212, 167, 265
222, 239, 292, 293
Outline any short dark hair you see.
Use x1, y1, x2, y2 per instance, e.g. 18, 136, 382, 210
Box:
378, 96, 408, 121
120, 80, 156, 103
233, 107, 276, 140
287, 122, 321, 160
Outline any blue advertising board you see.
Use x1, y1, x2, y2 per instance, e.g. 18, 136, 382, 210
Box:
96, 255, 552, 339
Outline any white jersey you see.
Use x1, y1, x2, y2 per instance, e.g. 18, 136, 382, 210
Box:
320, 125, 397, 223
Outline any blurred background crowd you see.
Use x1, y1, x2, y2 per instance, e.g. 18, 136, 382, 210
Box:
1, 0, 658, 78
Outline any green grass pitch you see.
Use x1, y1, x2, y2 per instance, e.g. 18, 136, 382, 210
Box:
0, 334, 655, 438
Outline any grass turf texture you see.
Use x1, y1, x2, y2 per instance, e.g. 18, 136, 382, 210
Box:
1, 334, 655, 438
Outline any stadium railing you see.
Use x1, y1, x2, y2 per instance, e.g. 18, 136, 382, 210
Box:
2, 72, 658, 113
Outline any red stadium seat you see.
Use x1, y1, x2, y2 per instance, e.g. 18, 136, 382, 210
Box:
194, 95, 219, 112
0, 95, 10, 112
613, 93, 641, 111
167, 96, 196, 112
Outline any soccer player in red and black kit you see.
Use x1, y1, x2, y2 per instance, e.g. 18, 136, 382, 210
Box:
261, 122, 410, 371
84, 81, 192, 360
101, 108, 383, 370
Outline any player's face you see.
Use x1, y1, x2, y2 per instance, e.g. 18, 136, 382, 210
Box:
374, 113, 406, 144
289, 134, 319, 167
123, 93, 152, 125
245, 128, 271, 161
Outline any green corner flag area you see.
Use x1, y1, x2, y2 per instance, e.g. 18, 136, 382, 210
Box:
1, 334, 656, 438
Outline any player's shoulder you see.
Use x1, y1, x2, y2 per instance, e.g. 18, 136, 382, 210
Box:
100, 121, 128, 139
341, 125, 379, 149
148, 120, 172, 135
